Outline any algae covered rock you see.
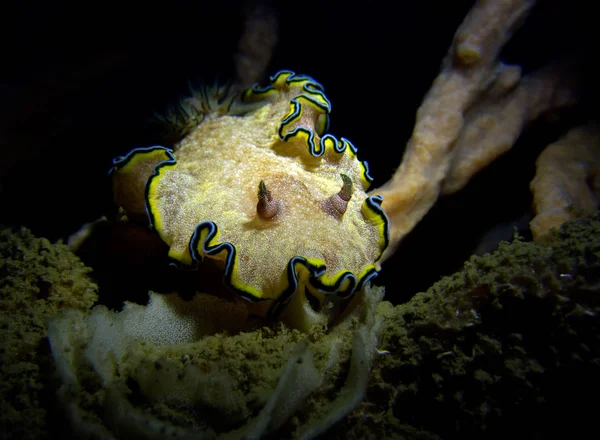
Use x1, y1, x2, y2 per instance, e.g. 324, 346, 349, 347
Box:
336, 214, 600, 439
0, 227, 98, 440
2, 214, 600, 439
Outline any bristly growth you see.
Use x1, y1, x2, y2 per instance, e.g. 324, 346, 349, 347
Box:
154, 80, 268, 144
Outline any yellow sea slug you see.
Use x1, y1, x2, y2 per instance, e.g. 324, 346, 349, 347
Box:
110, 71, 389, 326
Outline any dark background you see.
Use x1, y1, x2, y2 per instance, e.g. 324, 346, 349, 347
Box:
0, 0, 596, 302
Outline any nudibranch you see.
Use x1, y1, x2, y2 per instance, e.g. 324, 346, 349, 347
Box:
110, 71, 389, 328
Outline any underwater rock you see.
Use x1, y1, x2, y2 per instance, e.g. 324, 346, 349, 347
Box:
0, 227, 98, 440
1, 214, 600, 439
335, 213, 600, 439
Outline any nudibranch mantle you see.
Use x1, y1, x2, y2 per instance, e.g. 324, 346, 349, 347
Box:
111, 71, 388, 317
